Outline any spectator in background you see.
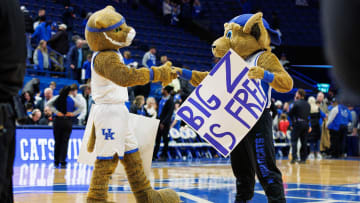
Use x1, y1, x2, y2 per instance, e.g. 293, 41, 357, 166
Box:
22, 78, 40, 98
80, 84, 93, 124
144, 97, 157, 118
130, 95, 148, 116
278, 113, 290, 137
308, 96, 326, 160
153, 86, 175, 160
31, 16, 50, 45
170, 101, 182, 130
316, 91, 328, 114
289, 89, 311, 164
21, 91, 34, 108
33, 40, 52, 71
69, 84, 87, 125
20, 6, 33, 61
327, 98, 352, 158
82, 54, 92, 83
48, 24, 69, 71
47, 86, 84, 168
163, 0, 173, 24
62, 6, 76, 42
192, 0, 202, 18
35, 87, 53, 112
39, 106, 54, 125
348, 106, 358, 136
279, 54, 290, 68
142, 47, 157, 68
67, 39, 84, 81
25, 103, 34, 116
179, 66, 195, 101
123, 51, 138, 68
170, 1, 181, 25
25, 109, 42, 125
33, 8, 46, 30
49, 22, 58, 37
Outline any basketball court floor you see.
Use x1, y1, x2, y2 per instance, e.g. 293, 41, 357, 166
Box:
13, 158, 360, 202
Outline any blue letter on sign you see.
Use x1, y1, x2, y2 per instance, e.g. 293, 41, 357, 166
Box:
102, 129, 115, 140
177, 106, 205, 131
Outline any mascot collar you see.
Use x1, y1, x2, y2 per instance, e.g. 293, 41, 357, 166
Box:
229, 14, 281, 46
86, 18, 125, 32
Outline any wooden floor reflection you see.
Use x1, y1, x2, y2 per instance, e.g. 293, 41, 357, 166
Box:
13, 159, 360, 203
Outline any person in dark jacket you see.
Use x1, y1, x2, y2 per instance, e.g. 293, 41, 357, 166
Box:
153, 86, 175, 160
20, 6, 33, 60
289, 89, 311, 164
47, 86, 84, 168
62, 6, 75, 42
47, 24, 69, 71
0, 0, 26, 201
66, 39, 84, 81
129, 95, 149, 116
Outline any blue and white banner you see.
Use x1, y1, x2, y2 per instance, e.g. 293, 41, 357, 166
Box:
177, 49, 268, 157
15, 128, 84, 164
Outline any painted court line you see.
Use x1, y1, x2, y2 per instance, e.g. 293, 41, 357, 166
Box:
178, 192, 214, 203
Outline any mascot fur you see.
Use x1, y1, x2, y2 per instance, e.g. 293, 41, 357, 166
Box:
84, 6, 180, 203
176, 13, 293, 202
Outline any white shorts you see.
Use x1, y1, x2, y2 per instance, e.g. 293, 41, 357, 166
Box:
91, 103, 138, 160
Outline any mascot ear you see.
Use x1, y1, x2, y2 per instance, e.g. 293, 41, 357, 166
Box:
243, 12, 270, 48
224, 23, 229, 29
105, 5, 115, 11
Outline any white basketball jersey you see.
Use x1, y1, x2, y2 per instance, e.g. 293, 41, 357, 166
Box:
245, 51, 272, 109
91, 51, 129, 104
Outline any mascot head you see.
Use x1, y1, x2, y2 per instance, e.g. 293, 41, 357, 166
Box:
85, 6, 136, 51
212, 12, 281, 58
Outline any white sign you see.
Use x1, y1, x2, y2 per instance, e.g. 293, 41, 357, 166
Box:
177, 49, 268, 157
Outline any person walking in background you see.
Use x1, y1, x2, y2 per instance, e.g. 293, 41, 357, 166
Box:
326, 98, 352, 158
308, 96, 326, 160
33, 8, 46, 30
129, 95, 148, 116
31, 16, 49, 45
144, 97, 157, 118
81, 54, 92, 84
0, 0, 26, 201
47, 86, 84, 168
317, 91, 328, 114
47, 24, 69, 71
67, 39, 84, 81
33, 40, 52, 71
289, 89, 311, 164
153, 86, 175, 161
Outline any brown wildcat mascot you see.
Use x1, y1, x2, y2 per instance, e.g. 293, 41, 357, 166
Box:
176, 13, 293, 203
84, 6, 180, 203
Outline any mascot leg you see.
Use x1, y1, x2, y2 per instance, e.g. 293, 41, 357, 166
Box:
121, 151, 180, 203
87, 156, 119, 202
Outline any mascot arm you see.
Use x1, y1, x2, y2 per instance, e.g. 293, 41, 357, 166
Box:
256, 52, 293, 93
94, 52, 177, 87
175, 68, 209, 87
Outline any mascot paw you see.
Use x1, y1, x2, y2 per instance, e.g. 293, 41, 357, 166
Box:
152, 61, 177, 86
147, 188, 180, 203
190, 70, 208, 87
248, 66, 264, 79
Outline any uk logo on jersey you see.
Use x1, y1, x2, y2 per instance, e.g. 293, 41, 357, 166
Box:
102, 129, 115, 140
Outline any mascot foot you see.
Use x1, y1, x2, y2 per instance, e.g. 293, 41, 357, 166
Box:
121, 151, 180, 203
86, 197, 115, 203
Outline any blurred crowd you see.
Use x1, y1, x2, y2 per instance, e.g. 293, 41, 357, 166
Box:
271, 90, 359, 163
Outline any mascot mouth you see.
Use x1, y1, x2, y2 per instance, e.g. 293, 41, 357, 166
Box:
212, 47, 229, 58
103, 27, 136, 47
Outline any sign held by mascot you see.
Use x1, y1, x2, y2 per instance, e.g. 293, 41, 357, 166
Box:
177, 49, 268, 157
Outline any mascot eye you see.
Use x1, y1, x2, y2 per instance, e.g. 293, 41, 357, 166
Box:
226, 30, 232, 39
114, 27, 122, 32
